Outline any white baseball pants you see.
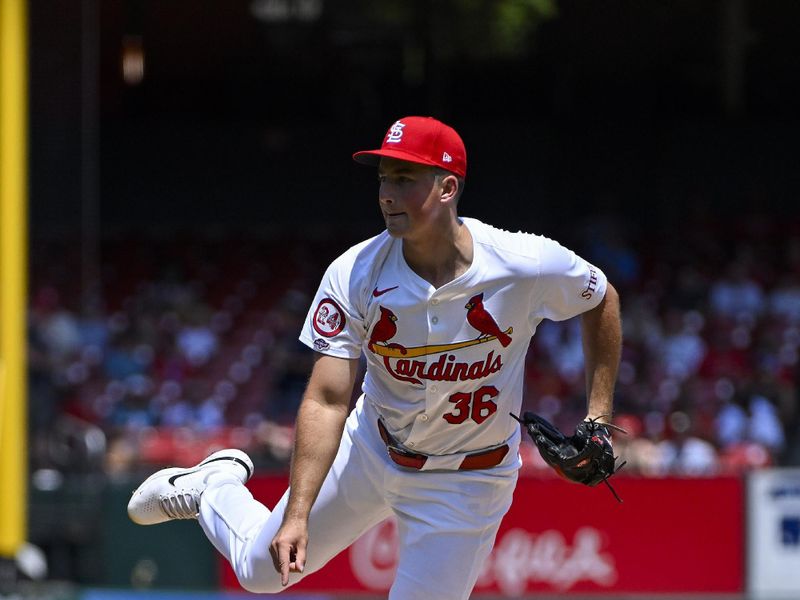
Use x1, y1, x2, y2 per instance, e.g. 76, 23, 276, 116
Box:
198, 396, 518, 599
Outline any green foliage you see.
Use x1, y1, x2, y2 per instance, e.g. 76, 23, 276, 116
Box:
454, 0, 558, 58
364, 0, 558, 59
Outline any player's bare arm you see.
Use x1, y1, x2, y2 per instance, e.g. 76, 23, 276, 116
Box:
580, 282, 622, 423
270, 353, 359, 586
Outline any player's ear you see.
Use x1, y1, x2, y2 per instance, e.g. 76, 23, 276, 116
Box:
440, 174, 459, 203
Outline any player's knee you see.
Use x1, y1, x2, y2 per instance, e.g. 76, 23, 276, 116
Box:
236, 568, 293, 594
236, 573, 281, 594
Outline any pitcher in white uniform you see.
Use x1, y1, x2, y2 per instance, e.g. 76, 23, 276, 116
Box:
128, 116, 623, 600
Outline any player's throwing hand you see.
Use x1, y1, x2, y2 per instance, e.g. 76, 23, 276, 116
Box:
270, 517, 307, 586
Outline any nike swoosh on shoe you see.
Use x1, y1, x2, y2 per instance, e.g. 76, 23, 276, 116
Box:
168, 456, 253, 486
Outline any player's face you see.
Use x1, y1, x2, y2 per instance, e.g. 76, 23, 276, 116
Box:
377, 158, 446, 239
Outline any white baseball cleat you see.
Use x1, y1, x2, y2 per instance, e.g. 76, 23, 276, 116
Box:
127, 449, 254, 526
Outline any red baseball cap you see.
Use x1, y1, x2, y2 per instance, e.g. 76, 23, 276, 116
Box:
353, 116, 467, 178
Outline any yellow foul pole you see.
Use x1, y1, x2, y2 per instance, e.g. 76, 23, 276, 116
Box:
0, 0, 29, 557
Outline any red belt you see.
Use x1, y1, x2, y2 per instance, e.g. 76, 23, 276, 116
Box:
377, 420, 509, 471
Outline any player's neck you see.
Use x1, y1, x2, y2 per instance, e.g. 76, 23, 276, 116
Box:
401, 218, 473, 289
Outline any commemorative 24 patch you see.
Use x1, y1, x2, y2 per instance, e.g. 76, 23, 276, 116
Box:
312, 298, 346, 338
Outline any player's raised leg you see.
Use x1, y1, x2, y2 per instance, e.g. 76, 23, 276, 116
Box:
129, 401, 393, 594
205, 409, 392, 593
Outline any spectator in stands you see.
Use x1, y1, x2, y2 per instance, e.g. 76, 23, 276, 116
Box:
263, 289, 315, 424
30, 286, 82, 366
749, 393, 786, 452
709, 259, 765, 320
104, 330, 149, 381
161, 378, 225, 430
658, 410, 719, 475
768, 272, 800, 323
668, 265, 709, 312
176, 305, 219, 368
26, 213, 800, 474
715, 388, 780, 471
109, 377, 158, 429
659, 309, 707, 381
698, 323, 754, 383
28, 318, 59, 469
77, 294, 110, 355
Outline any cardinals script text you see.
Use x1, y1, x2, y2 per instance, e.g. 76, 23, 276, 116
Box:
383, 351, 503, 386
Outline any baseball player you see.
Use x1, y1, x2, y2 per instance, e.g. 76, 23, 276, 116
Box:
128, 116, 622, 599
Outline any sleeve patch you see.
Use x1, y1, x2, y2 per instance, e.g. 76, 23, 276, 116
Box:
312, 298, 346, 338
313, 338, 331, 351
581, 265, 600, 300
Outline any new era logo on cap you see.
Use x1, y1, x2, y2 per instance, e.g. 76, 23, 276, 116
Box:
352, 116, 467, 178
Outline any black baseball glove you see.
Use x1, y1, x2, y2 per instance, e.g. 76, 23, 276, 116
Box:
511, 411, 626, 502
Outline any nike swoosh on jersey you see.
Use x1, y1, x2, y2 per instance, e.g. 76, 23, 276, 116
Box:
372, 285, 399, 297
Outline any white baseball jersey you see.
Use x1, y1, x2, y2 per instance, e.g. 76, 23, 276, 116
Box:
300, 217, 607, 458
198, 217, 609, 599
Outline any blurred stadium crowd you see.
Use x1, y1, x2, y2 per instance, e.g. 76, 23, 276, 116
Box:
27, 212, 800, 479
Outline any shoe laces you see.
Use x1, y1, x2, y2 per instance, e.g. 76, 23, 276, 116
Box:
159, 492, 199, 519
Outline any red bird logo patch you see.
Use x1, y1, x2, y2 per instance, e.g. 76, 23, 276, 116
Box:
368, 306, 407, 354
465, 293, 512, 347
